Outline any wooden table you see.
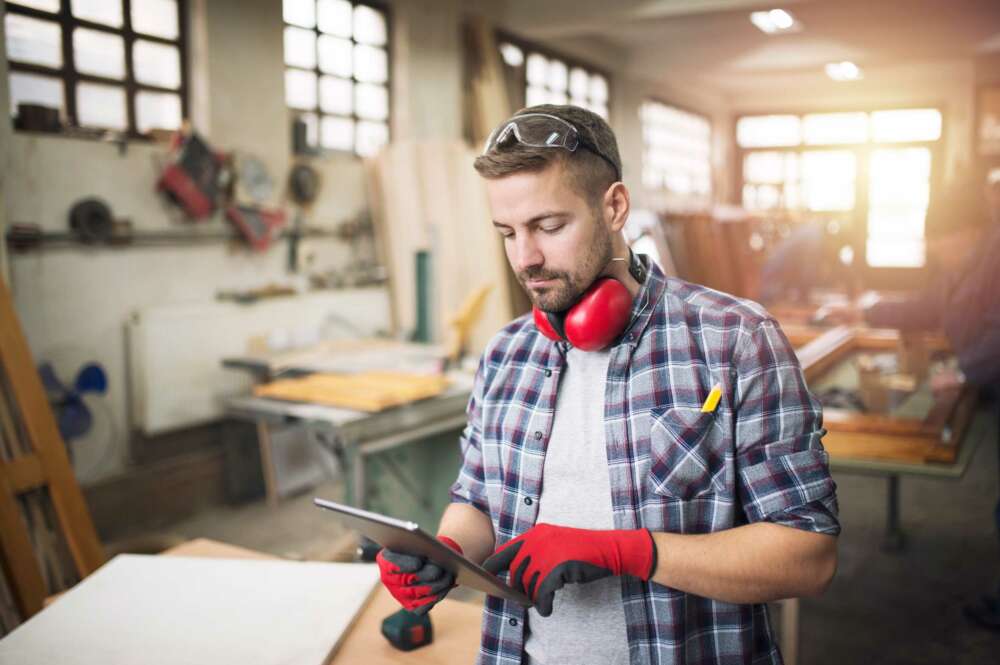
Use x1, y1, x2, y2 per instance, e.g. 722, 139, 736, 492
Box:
165, 538, 483, 665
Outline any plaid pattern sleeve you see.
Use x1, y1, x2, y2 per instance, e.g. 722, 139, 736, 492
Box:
733, 320, 840, 535
448, 357, 490, 516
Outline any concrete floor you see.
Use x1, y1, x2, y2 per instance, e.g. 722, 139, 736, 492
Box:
147, 408, 1000, 664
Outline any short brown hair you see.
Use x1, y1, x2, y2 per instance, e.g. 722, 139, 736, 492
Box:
473, 104, 621, 207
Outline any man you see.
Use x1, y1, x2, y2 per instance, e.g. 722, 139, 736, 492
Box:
377, 105, 840, 664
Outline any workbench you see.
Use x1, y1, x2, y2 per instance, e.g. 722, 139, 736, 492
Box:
224, 368, 473, 527
827, 403, 992, 551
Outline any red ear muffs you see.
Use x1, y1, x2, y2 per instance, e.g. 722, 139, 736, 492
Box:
532, 277, 632, 351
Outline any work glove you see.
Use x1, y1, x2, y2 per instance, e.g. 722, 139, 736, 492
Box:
376, 536, 462, 614
483, 523, 656, 617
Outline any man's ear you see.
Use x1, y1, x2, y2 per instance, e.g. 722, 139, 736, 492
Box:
602, 182, 630, 233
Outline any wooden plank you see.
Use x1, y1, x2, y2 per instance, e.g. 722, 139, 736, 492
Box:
255, 372, 450, 412
1, 455, 45, 493
798, 326, 855, 382
0, 475, 46, 617
0, 277, 105, 581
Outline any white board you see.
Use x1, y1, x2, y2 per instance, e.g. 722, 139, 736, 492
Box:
0, 555, 379, 665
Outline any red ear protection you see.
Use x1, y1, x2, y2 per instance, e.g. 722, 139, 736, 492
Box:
532, 277, 632, 351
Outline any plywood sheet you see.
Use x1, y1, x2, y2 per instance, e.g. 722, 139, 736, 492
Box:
0, 554, 379, 665
255, 372, 450, 412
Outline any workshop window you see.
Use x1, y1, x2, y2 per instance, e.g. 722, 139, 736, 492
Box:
283, 0, 390, 157
5, 0, 188, 137
497, 38, 609, 120
640, 100, 712, 202
736, 108, 942, 269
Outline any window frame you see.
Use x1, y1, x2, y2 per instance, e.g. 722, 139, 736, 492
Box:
495, 29, 612, 121
282, 0, 392, 158
641, 96, 713, 202
731, 104, 946, 286
5, 0, 190, 139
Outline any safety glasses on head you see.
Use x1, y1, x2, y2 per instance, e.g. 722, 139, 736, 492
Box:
482, 113, 621, 181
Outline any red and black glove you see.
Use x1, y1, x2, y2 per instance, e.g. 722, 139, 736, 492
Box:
483, 523, 657, 617
376, 536, 462, 615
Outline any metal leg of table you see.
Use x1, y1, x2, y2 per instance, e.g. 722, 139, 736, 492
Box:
883, 474, 905, 552
778, 597, 799, 665
256, 420, 279, 508
352, 444, 366, 509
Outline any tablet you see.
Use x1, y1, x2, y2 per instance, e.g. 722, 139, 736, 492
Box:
313, 498, 532, 607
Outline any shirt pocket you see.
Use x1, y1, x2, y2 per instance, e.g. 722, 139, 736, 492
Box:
648, 406, 730, 501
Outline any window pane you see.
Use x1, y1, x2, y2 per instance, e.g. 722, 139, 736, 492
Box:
77, 82, 127, 130
321, 114, 353, 150
547, 60, 567, 92
283, 0, 316, 28
801, 150, 855, 211
135, 90, 181, 133
866, 236, 925, 268
589, 75, 608, 104
319, 75, 352, 115
353, 44, 387, 83
526, 53, 547, 86
318, 35, 352, 77
737, 115, 801, 147
356, 120, 388, 157
71, 0, 123, 27
74, 28, 125, 80
8, 0, 60, 11
548, 89, 567, 105
284, 26, 317, 69
353, 4, 387, 45
866, 147, 931, 268
285, 69, 317, 109
317, 0, 352, 37
803, 112, 868, 145
526, 86, 547, 107
9, 71, 64, 118
871, 108, 942, 142
354, 82, 387, 120
133, 40, 181, 89
593, 103, 609, 120
569, 67, 588, 99
5, 14, 62, 68
132, 0, 179, 39
743, 152, 785, 184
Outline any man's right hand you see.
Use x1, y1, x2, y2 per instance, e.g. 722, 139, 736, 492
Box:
376, 536, 462, 615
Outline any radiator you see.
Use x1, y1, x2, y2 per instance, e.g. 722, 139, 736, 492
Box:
127, 288, 392, 435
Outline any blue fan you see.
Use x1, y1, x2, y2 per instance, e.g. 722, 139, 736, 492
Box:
38, 362, 108, 441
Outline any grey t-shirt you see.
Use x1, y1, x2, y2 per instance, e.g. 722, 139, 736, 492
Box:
523, 346, 629, 665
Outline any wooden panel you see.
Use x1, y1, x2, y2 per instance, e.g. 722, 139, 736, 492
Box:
255, 372, 450, 412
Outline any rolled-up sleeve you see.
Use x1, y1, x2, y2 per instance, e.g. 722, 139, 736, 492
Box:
448, 357, 490, 516
732, 320, 841, 536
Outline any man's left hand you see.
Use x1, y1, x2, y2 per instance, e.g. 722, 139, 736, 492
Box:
482, 523, 656, 616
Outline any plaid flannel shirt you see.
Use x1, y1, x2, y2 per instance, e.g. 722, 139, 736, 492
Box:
450, 259, 840, 665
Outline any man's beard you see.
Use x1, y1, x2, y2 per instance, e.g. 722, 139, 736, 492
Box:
518, 228, 614, 313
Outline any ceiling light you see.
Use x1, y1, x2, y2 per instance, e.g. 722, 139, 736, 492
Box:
750, 8, 802, 34
825, 61, 863, 81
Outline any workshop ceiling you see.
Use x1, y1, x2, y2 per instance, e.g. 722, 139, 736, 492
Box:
500, 0, 1000, 93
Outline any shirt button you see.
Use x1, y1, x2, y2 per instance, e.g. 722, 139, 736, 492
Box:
509, 618, 518, 626
534, 431, 542, 439
524, 497, 533, 506
544, 369, 552, 377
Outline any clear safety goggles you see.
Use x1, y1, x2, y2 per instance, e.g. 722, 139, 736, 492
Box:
482, 113, 621, 181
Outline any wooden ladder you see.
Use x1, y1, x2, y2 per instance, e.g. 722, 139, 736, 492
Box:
0, 275, 105, 623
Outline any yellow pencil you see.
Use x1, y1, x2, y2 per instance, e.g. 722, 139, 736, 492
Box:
701, 383, 722, 413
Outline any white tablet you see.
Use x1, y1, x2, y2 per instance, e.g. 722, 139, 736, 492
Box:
313, 498, 532, 607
